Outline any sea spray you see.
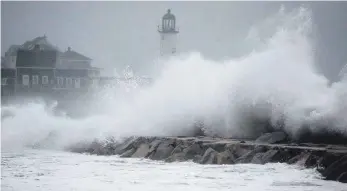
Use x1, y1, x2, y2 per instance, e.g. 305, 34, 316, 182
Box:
1, 6, 347, 151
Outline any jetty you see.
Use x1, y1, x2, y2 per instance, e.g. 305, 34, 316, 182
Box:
67, 133, 347, 183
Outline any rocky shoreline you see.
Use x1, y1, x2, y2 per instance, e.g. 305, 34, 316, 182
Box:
68, 133, 347, 183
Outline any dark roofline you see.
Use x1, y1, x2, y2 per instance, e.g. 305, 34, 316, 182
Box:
60, 48, 92, 61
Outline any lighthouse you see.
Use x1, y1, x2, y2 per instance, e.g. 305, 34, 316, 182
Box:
158, 9, 179, 57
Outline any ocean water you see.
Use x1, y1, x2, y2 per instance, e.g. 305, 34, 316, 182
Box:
2, 149, 346, 191
2, 5, 347, 191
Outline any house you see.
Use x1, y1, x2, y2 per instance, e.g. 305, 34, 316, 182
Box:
55, 47, 100, 90
3, 45, 21, 68
1, 68, 16, 97
1, 35, 101, 100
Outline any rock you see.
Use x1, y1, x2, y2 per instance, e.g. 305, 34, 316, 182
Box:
228, 144, 253, 158
287, 152, 310, 165
251, 149, 284, 164
165, 153, 186, 162
317, 153, 343, 171
148, 139, 175, 160
235, 150, 257, 164
67, 135, 347, 184
183, 142, 204, 159
216, 149, 235, 164
323, 155, 347, 181
234, 145, 267, 164
203, 143, 227, 152
131, 143, 151, 158
255, 131, 288, 144
200, 147, 218, 164
120, 148, 136, 158
304, 153, 321, 168
337, 172, 347, 183
251, 153, 265, 164
114, 137, 138, 155
147, 139, 162, 155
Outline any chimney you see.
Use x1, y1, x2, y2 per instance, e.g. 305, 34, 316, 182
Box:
68, 47, 71, 52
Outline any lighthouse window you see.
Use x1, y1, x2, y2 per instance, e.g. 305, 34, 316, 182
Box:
32, 75, 39, 85
168, 20, 172, 29
164, 20, 169, 29
22, 75, 29, 86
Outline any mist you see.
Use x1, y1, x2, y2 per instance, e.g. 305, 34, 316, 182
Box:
2, 1, 347, 79
2, 6, 347, 151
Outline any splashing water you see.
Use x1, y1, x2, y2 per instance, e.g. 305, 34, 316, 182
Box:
2, 6, 347, 151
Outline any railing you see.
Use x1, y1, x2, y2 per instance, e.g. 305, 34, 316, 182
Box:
157, 25, 179, 33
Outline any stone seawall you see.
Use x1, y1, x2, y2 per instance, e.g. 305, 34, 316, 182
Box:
68, 135, 347, 183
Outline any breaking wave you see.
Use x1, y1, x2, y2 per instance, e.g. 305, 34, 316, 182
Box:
2, 6, 347, 150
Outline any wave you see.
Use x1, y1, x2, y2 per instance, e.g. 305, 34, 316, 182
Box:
2, 6, 347, 151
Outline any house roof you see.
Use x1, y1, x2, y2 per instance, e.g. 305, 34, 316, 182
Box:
5, 35, 92, 62
20, 35, 60, 51
5, 45, 21, 56
5, 35, 60, 57
60, 47, 92, 61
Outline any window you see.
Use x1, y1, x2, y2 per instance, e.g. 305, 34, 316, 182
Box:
57, 77, 64, 87
74, 78, 81, 88
32, 75, 39, 85
66, 77, 73, 87
42, 76, 49, 85
92, 79, 98, 87
22, 75, 29, 86
1, 78, 7, 85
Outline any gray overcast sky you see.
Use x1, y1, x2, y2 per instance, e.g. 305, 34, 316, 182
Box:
2, 1, 347, 81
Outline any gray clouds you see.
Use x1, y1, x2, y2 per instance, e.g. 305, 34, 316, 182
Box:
2, 1, 347, 80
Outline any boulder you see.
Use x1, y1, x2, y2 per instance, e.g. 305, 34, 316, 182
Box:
147, 139, 163, 154
228, 144, 253, 158
287, 152, 310, 165
131, 143, 151, 158
317, 153, 343, 171
114, 137, 139, 155
323, 155, 347, 182
120, 148, 136, 158
216, 149, 235, 164
255, 131, 288, 144
148, 139, 176, 160
235, 150, 257, 164
337, 172, 347, 183
183, 142, 204, 159
199, 147, 218, 164
251, 150, 281, 164
165, 142, 204, 162
251, 153, 265, 164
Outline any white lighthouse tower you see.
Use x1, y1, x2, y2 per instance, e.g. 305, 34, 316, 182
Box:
158, 9, 179, 57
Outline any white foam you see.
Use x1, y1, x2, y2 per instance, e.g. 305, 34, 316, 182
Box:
1, 6, 347, 150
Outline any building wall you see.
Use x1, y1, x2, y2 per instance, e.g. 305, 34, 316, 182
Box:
1, 68, 16, 97
3, 55, 17, 68
55, 68, 90, 89
57, 59, 92, 69
16, 68, 55, 93
16, 49, 58, 68
160, 33, 178, 57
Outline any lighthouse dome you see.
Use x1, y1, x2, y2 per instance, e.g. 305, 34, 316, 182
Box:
162, 9, 175, 20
